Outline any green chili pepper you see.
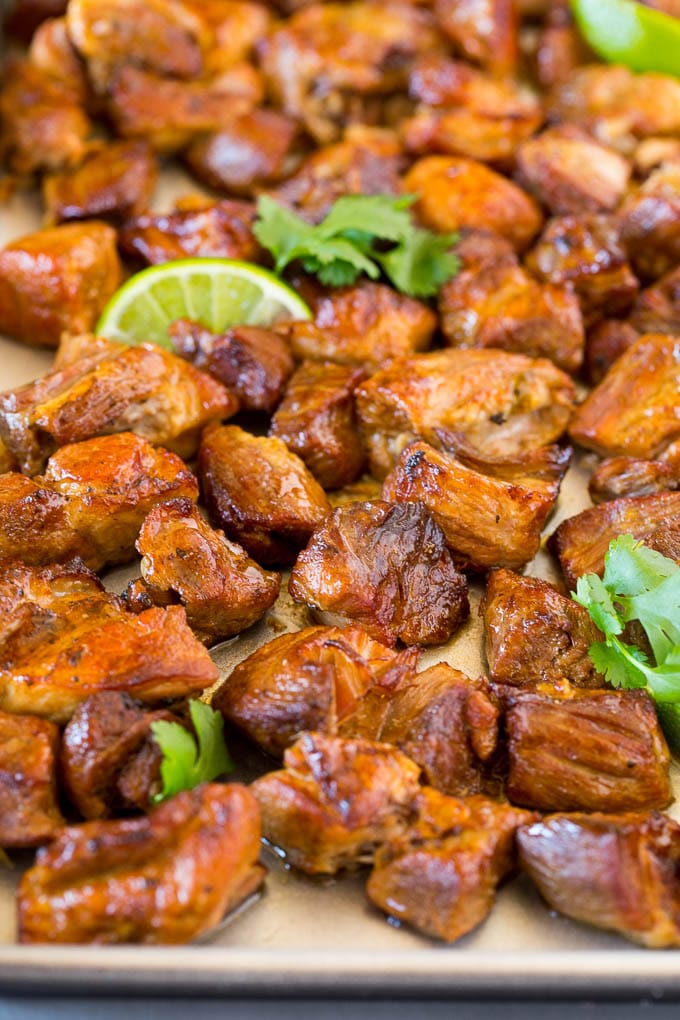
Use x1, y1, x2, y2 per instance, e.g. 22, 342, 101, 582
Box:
571, 0, 680, 78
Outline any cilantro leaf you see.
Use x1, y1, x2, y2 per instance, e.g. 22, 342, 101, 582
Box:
625, 571, 680, 664
588, 637, 651, 689
318, 194, 415, 243
376, 229, 460, 298
602, 533, 677, 597
150, 700, 232, 803
572, 572, 623, 638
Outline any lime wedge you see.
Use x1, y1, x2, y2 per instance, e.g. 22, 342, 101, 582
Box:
96, 258, 311, 350
571, 0, 680, 77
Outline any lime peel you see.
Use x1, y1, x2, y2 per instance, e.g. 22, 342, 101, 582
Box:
571, 0, 680, 77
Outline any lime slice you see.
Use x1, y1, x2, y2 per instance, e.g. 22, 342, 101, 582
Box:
96, 258, 311, 350
571, 0, 680, 77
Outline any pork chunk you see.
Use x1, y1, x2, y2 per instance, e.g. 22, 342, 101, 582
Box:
630, 265, 680, 336
589, 444, 680, 503
119, 199, 259, 266
619, 164, 680, 280
43, 141, 157, 225
434, 0, 517, 77
585, 318, 640, 386
0, 711, 64, 848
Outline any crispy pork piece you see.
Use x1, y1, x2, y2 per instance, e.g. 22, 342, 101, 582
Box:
434, 0, 517, 76
0, 560, 218, 723
0, 222, 121, 350
0, 58, 90, 178
500, 686, 671, 813
185, 109, 299, 196
270, 360, 366, 489
647, 521, 680, 562
215, 624, 419, 757
183, 0, 272, 73
108, 64, 262, 154
43, 141, 157, 225
403, 56, 542, 163
259, 2, 442, 142
286, 279, 436, 371
65, 0, 210, 95
61, 692, 177, 818
0, 340, 235, 475
403, 156, 543, 251
570, 334, 680, 460
516, 126, 630, 216
0, 433, 197, 570
383, 440, 569, 572
288, 499, 469, 646
619, 165, 680, 280
518, 811, 680, 947
584, 318, 640, 386
481, 569, 603, 689
355, 348, 576, 478
168, 319, 293, 414
119, 199, 259, 266
630, 265, 680, 335
535, 0, 593, 89
633, 137, 680, 175
589, 441, 680, 503
251, 732, 421, 874
199, 424, 331, 565
130, 498, 280, 644
549, 491, 680, 586
526, 215, 639, 325
28, 17, 91, 102
453, 228, 517, 270
438, 255, 584, 372
367, 788, 534, 943
269, 128, 403, 222
18, 783, 265, 944
0, 711, 64, 848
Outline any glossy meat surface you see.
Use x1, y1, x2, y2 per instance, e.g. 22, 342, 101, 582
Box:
199, 424, 330, 565
434, 0, 516, 76
589, 447, 680, 504
619, 164, 680, 280
518, 812, 680, 947
0, 711, 64, 848
18, 783, 265, 944
119, 199, 259, 265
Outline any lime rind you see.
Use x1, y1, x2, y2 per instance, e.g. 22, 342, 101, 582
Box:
571, 0, 680, 77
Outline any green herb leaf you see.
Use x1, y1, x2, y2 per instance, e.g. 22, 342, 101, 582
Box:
376, 229, 460, 298
318, 194, 415, 243
572, 573, 623, 638
150, 700, 232, 803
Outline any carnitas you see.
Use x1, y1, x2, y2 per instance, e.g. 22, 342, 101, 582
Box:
119, 198, 260, 266
0, 711, 64, 848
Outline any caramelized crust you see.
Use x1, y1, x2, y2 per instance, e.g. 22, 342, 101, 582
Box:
199, 424, 331, 565
589, 446, 680, 504
630, 265, 680, 336
619, 164, 680, 280
434, 0, 517, 77
251, 732, 421, 874
133, 498, 280, 644
500, 686, 672, 813
0, 223, 121, 349
0, 473, 86, 568
18, 783, 266, 944
0, 711, 64, 848
585, 318, 640, 386
288, 499, 469, 646
481, 569, 603, 689
518, 811, 680, 947
119, 199, 259, 266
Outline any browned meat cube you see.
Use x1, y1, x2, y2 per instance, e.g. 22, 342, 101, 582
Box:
61, 692, 178, 818
269, 128, 403, 222
0, 223, 121, 349
119, 199, 259, 266
259, 2, 442, 142
108, 64, 262, 154
0, 433, 198, 571
169, 319, 293, 414
66, 0, 210, 95
438, 256, 584, 372
403, 156, 543, 251
383, 440, 569, 572
0, 711, 64, 848
43, 141, 157, 226
0, 59, 90, 178
501, 686, 671, 813
518, 811, 680, 947
367, 788, 535, 943
453, 228, 517, 270
131, 498, 280, 644
28, 17, 90, 102
0, 340, 235, 475
270, 360, 366, 489
286, 279, 436, 371
18, 783, 265, 944
185, 109, 299, 196
535, 1, 593, 89
356, 348, 576, 478
481, 568, 603, 690
589, 443, 680, 503
289, 500, 469, 646
434, 0, 517, 77
647, 521, 680, 562
183, 0, 272, 74
633, 136, 680, 176
630, 265, 680, 335
199, 424, 330, 565
215, 624, 418, 757
403, 57, 541, 163
526, 215, 639, 325
251, 732, 421, 874
0, 560, 218, 723
619, 165, 680, 280
585, 318, 640, 386
549, 491, 680, 586
570, 334, 680, 460
516, 126, 630, 216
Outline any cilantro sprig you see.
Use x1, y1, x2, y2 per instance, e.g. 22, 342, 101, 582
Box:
572, 534, 680, 704
150, 700, 233, 802
253, 194, 460, 298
